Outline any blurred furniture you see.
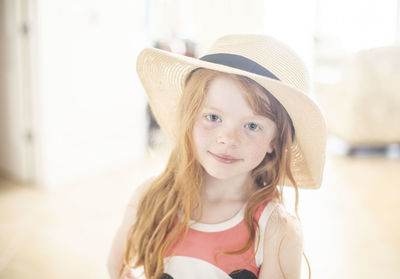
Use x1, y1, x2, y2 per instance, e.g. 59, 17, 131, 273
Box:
318, 45, 400, 146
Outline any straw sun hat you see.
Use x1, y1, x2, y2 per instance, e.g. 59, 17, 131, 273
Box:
136, 34, 327, 189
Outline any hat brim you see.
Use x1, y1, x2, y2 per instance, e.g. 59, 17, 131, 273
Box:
136, 48, 327, 189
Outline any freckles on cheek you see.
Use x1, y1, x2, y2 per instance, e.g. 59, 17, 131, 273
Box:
193, 122, 211, 144
250, 138, 270, 160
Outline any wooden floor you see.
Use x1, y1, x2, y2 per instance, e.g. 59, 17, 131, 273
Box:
0, 144, 399, 279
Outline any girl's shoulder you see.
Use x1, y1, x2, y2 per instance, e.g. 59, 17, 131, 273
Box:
259, 199, 302, 239
127, 176, 155, 208
108, 176, 155, 279
257, 200, 304, 278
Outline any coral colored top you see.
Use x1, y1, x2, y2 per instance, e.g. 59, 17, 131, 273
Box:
161, 199, 278, 279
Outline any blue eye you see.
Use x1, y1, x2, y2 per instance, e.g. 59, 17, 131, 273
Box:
245, 123, 260, 131
206, 114, 221, 122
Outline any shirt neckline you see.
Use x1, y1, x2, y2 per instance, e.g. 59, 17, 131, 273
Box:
188, 202, 247, 232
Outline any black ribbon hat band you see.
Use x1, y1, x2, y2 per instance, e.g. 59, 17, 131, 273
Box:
199, 53, 280, 81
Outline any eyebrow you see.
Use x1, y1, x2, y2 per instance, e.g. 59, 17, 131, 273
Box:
203, 106, 223, 113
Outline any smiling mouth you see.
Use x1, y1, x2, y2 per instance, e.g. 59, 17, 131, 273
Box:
208, 151, 241, 164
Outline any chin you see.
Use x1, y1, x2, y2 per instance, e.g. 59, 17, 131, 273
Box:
209, 173, 235, 181
203, 167, 243, 181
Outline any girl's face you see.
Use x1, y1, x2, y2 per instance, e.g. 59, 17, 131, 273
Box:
192, 76, 277, 181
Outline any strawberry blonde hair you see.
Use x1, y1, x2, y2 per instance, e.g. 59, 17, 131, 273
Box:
121, 69, 309, 278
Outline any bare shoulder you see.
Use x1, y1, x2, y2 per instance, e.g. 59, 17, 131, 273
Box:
258, 202, 304, 279
267, 203, 303, 239
107, 176, 155, 279
127, 176, 155, 208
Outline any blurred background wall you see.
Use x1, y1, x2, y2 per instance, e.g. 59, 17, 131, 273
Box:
1, 0, 149, 187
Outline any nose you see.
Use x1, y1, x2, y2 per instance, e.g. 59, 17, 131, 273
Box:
216, 127, 240, 147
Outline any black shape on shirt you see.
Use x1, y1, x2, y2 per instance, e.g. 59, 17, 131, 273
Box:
160, 273, 173, 279
229, 269, 257, 279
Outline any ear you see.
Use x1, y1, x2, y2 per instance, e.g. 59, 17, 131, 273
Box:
266, 127, 277, 155
266, 145, 273, 154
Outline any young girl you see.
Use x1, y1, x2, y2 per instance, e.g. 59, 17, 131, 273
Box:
108, 34, 327, 279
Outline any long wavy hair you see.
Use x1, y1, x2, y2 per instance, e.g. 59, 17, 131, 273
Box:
120, 68, 308, 279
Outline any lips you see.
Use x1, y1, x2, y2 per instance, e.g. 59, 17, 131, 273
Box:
208, 151, 241, 164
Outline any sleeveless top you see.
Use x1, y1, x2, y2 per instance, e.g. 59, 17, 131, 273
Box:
161, 199, 279, 279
